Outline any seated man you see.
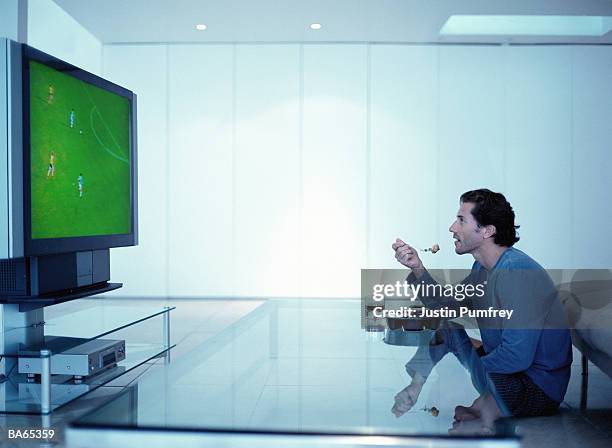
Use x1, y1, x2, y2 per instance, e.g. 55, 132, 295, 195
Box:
391, 189, 572, 431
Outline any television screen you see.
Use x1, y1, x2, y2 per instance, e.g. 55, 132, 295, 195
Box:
28, 60, 131, 239
22, 44, 137, 256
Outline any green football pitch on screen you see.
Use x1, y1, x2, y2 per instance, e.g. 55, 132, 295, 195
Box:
29, 60, 131, 239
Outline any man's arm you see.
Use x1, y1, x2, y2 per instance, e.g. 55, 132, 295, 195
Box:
481, 329, 541, 373
480, 269, 556, 373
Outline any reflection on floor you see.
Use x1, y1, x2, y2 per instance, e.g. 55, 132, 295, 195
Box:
0, 298, 611, 447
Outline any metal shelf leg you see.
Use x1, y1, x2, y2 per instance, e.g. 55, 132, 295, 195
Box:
40, 349, 51, 414
163, 307, 171, 364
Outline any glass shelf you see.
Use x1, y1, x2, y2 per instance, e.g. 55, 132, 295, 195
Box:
0, 301, 174, 414
43, 303, 176, 341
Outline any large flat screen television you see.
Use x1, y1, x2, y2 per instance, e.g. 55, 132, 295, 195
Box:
22, 44, 138, 256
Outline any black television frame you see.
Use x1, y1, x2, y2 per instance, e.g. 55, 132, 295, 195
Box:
21, 44, 138, 256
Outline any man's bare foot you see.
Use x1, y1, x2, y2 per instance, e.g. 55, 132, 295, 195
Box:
478, 393, 502, 431
449, 419, 494, 436
452, 393, 502, 432
454, 394, 485, 421
391, 373, 425, 417
453, 405, 480, 421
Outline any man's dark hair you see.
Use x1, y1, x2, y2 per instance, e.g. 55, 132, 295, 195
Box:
460, 189, 520, 247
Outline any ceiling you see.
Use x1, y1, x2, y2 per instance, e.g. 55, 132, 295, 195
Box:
53, 0, 612, 44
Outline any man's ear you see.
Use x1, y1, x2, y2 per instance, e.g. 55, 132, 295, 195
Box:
483, 224, 497, 240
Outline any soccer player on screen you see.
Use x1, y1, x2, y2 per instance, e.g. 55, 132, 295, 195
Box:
47, 151, 55, 178
77, 173, 83, 197
47, 84, 55, 104
70, 109, 75, 128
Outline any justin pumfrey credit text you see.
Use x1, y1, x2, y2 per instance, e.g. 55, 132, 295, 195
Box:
370, 280, 515, 320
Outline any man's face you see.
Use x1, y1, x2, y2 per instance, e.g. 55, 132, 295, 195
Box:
448, 202, 484, 255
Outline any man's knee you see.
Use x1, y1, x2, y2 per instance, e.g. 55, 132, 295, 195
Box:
435, 322, 472, 353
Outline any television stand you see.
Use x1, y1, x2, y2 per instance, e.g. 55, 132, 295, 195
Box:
0, 282, 122, 311
0, 300, 174, 414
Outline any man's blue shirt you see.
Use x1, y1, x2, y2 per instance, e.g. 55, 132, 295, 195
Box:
474, 247, 572, 403
414, 247, 572, 403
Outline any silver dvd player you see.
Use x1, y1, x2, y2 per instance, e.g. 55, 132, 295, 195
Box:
18, 336, 126, 377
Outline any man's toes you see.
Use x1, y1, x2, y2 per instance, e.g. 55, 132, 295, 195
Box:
454, 405, 470, 421
479, 424, 495, 435
471, 395, 485, 410
454, 405, 479, 421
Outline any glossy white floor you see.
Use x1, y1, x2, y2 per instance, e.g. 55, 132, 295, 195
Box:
0, 298, 610, 447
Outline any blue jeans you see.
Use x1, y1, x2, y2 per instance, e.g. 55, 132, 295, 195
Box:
405, 322, 511, 417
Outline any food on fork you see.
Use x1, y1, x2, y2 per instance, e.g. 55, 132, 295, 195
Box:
421, 244, 440, 254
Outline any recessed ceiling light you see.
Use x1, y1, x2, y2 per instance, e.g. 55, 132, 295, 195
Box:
310, 23, 322, 30
440, 15, 612, 37
195, 24, 207, 31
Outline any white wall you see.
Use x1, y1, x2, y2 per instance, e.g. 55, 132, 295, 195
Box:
572, 46, 612, 269
301, 45, 368, 297
102, 46, 168, 297
0, 0, 19, 41
166, 45, 234, 297
27, 0, 102, 74
505, 46, 573, 268
234, 45, 301, 297
369, 46, 438, 270
102, 43, 612, 298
